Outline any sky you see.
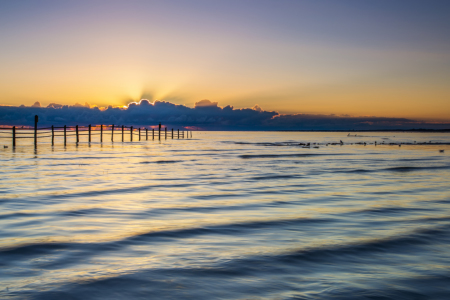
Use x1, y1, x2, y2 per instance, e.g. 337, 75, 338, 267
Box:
1, 0, 450, 122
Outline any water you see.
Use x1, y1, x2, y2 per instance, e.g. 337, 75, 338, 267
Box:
1, 131, 450, 300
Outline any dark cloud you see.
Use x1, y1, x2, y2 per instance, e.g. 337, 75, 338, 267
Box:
0, 99, 449, 130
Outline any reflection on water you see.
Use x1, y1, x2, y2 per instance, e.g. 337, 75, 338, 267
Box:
1, 132, 450, 299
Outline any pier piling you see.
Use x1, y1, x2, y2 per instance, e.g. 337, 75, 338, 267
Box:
111, 124, 115, 142
34, 115, 38, 148
51, 125, 54, 146
12, 126, 16, 147
76, 125, 79, 143
159, 123, 161, 140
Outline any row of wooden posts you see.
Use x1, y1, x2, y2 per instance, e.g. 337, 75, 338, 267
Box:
1, 115, 192, 148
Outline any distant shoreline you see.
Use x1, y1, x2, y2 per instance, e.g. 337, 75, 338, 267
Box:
194, 129, 450, 132
267, 129, 450, 132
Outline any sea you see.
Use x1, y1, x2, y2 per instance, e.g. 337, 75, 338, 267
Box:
1, 131, 450, 300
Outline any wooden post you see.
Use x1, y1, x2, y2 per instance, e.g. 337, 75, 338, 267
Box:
165, 127, 167, 139
100, 125, 103, 142
158, 123, 161, 140
64, 125, 66, 146
130, 126, 133, 141
122, 125, 124, 142
146, 128, 148, 140
172, 128, 174, 139
111, 124, 114, 142
12, 126, 16, 147
139, 128, 141, 141
34, 115, 38, 148
152, 129, 154, 140
51, 125, 54, 146
178, 129, 179, 139
88, 124, 91, 143
76, 125, 79, 143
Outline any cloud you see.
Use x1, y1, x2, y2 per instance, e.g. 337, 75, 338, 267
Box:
194, 99, 218, 108
252, 105, 263, 112
0, 99, 449, 130
72, 102, 91, 108
31, 101, 41, 108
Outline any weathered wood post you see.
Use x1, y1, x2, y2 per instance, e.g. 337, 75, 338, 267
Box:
172, 128, 174, 139
100, 125, 103, 142
111, 124, 114, 142
165, 127, 167, 139
64, 125, 67, 146
139, 128, 141, 141
12, 126, 16, 147
121, 125, 124, 142
146, 128, 148, 140
88, 124, 91, 143
76, 125, 79, 143
130, 126, 133, 141
34, 115, 38, 148
158, 123, 161, 140
152, 129, 154, 140
51, 125, 54, 146
178, 129, 179, 139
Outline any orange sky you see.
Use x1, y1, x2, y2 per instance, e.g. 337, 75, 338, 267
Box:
0, 1, 449, 121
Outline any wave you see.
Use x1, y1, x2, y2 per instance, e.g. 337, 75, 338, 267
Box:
348, 206, 432, 216
9, 224, 450, 300
0, 217, 335, 258
26, 183, 195, 200
3, 216, 450, 265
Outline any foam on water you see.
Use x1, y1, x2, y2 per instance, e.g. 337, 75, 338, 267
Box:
0, 131, 450, 299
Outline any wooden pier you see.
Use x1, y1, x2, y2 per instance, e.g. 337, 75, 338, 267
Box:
0, 115, 193, 148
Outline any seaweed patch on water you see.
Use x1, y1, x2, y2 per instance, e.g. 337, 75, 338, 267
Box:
330, 164, 450, 174
223, 141, 308, 147
385, 165, 450, 172
140, 160, 182, 164
240, 153, 347, 159
250, 174, 303, 181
